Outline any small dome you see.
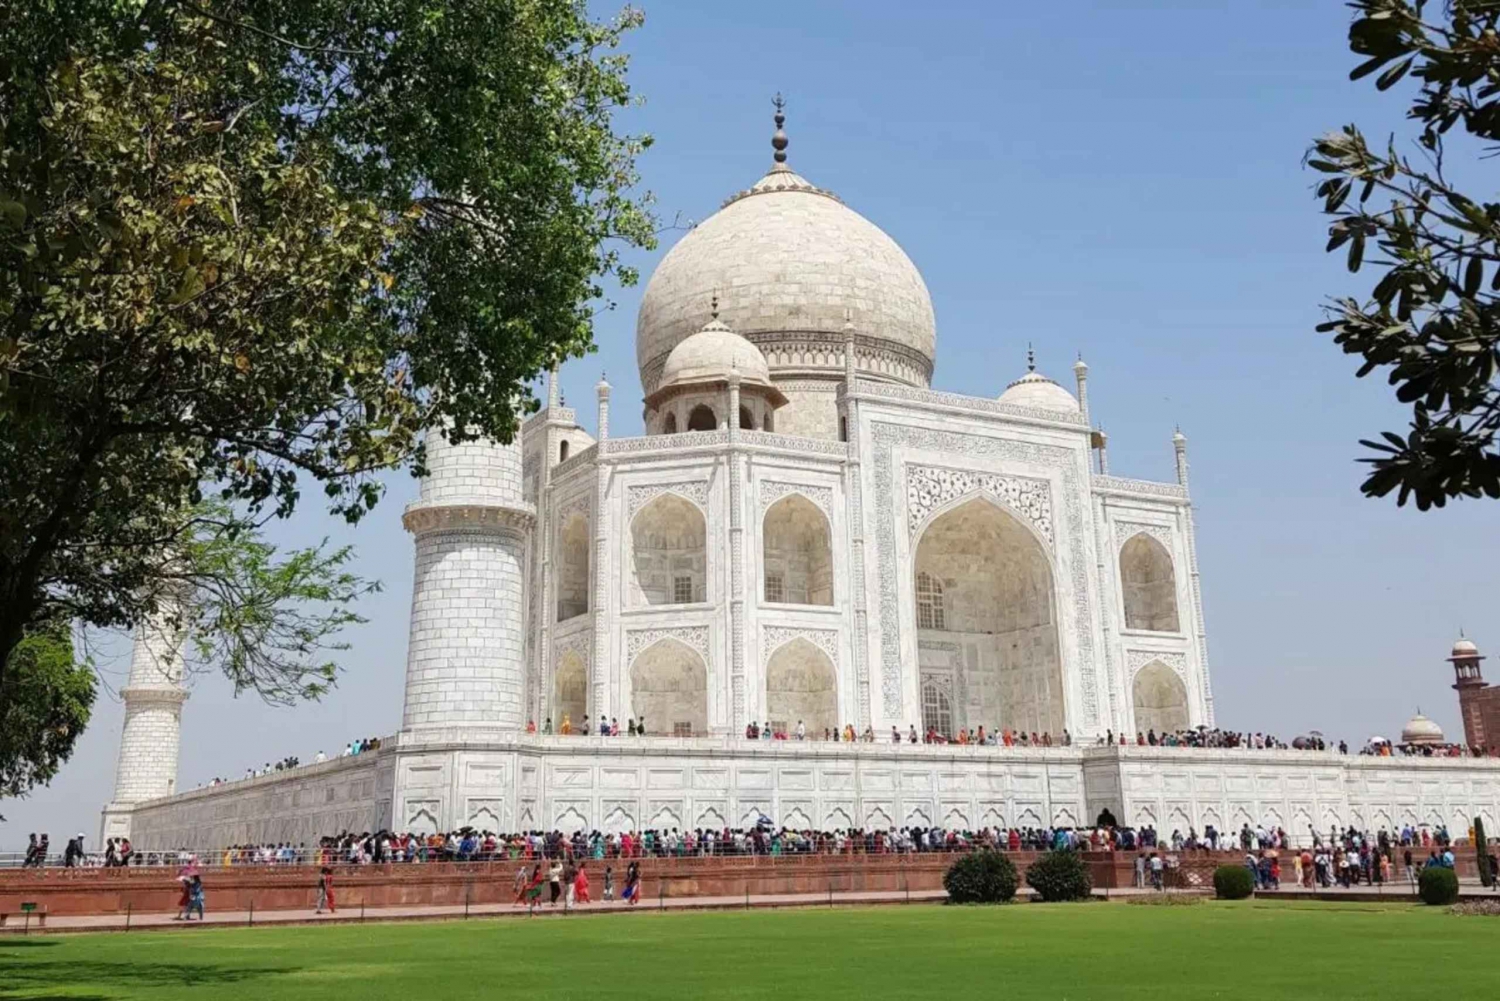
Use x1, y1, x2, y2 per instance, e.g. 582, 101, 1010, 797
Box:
997, 370, 1079, 414
1400, 712, 1445, 745
1452, 637, 1479, 656
657, 318, 773, 390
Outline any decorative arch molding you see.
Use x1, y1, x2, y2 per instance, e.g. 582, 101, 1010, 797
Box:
556, 492, 592, 524
1115, 520, 1174, 551
759, 481, 834, 519
905, 464, 1053, 546
761, 626, 840, 670
627, 481, 709, 520
1126, 650, 1188, 680
553, 629, 591, 667
625, 626, 710, 665
873, 424, 1095, 721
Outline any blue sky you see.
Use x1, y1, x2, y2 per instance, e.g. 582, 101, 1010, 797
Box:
8, 0, 1499, 844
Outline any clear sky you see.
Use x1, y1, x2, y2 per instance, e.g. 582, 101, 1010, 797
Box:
8, 0, 1500, 846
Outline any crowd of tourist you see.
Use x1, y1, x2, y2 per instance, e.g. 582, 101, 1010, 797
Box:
520, 718, 1500, 756
195, 737, 389, 789
23, 812, 1490, 871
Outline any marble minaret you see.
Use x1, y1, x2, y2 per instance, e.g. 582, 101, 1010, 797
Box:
100, 609, 190, 842
400, 425, 535, 732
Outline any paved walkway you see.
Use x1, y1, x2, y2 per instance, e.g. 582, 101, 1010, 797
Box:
1, 888, 958, 934
10, 881, 1492, 935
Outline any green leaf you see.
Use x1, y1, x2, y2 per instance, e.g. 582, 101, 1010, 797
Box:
1375, 57, 1414, 91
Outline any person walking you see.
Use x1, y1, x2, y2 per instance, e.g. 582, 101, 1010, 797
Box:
188, 873, 206, 921
622, 861, 641, 906
574, 863, 591, 904
512, 863, 530, 905
603, 865, 614, 901
548, 859, 563, 906
521, 864, 545, 909
173, 859, 198, 920
315, 866, 336, 914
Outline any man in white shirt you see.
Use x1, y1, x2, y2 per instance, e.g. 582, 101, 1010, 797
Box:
795, 720, 806, 741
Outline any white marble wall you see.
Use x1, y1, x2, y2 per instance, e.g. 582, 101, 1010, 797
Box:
123, 740, 1500, 850
127, 753, 393, 849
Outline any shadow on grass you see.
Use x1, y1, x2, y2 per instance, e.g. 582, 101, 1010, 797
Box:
1, 959, 301, 995
0, 939, 59, 948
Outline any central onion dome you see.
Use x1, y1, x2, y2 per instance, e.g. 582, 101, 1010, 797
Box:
636, 99, 936, 434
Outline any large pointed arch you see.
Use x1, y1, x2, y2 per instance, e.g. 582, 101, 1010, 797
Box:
556, 511, 590, 621
630, 493, 707, 606
763, 494, 833, 606
913, 494, 1064, 737
554, 650, 587, 730
629, 637, 708, 736
1132, 660, 1189, 734
1120, 533, 1180, 632
765, 637, 837, 735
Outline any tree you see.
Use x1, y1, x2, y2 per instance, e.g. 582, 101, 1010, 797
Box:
0, 619, 94, 814
0, 2, 654, 694
1311, 0, 1500, 509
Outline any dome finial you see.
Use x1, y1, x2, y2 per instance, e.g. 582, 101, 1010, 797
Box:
771, 92, 789, 165
711, 290, 720, 321
1026, 343, 1036, 373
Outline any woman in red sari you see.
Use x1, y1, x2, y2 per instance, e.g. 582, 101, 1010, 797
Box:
573, 863, 591, 903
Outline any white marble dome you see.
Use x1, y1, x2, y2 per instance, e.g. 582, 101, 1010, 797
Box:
657, 318, 774, 391
636, 162, 936, 393
1452, 637, 1480, 657
997, 369, 1079, 413
1400, 712, 1445, 745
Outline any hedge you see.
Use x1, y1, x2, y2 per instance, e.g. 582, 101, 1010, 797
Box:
943, 850, 1020, 904
1419, 865, 1460, 906
1213, 864, 1255, 900
1025, 849, 1093, 902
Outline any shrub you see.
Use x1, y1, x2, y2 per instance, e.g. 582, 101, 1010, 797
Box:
943, 850, 1020, 904
1419, 866, 1460, 906
1474, 817, 1491, 888
1025, 850, 1093, 902
1213, 865, 1255, 900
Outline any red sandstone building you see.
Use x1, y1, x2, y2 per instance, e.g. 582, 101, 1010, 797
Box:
1451, 637, 1500, 751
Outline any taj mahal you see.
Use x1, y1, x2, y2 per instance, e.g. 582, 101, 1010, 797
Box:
100, 108, 1500, 849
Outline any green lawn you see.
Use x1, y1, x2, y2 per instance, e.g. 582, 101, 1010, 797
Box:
2, 902, 1496, 1000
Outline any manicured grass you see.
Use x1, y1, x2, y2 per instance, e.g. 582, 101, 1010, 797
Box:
2, 901, 1495, 1000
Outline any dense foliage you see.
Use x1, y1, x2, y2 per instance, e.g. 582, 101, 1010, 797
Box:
1419, 864, 1460, 905
1024, 850, 1093, 902
0, 2, 652, 711
1474, 817, 1491, 887
1212, 864, 1256, 900
1311, 1, 1500, 509
0, 619, 93, 814
943, 850, 1020, 904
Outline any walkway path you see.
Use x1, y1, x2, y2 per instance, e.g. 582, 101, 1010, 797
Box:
4, 888, 955, 934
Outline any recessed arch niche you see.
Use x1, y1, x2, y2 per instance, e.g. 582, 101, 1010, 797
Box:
1132, 660, 1189, 735
1120, 533, 1180, 632
912, 495, 1064, 737
630, 493, 707, 605
629, 638, 708, 736
762, 494, 833, 606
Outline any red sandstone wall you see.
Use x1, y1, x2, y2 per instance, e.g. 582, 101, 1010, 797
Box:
0, 850, 1468, 917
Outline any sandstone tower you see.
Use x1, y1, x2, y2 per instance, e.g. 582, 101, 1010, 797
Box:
1450, 635, 1500, 750
400, 426, 534, 732
99, 609, 189, 842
